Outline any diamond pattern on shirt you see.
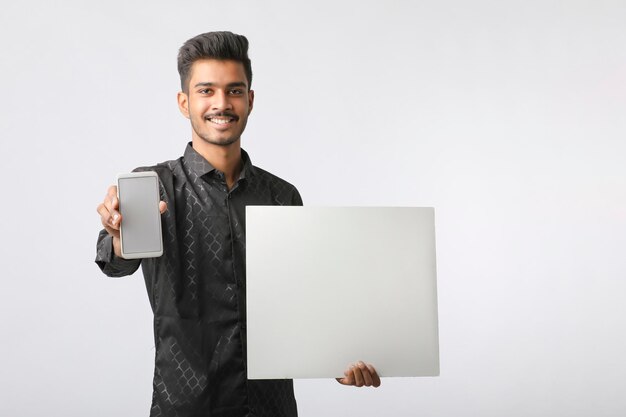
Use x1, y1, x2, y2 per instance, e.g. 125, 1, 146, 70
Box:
96, 143, 302, 417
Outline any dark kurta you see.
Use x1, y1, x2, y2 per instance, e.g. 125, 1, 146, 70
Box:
96, 143, 301, 417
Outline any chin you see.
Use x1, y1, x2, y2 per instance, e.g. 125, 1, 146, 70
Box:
202, 136, 240, 147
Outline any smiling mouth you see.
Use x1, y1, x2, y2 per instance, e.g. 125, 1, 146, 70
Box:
205, 114, 238, 125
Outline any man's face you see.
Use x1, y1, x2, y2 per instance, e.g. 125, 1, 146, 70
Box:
178, 59, 254, 147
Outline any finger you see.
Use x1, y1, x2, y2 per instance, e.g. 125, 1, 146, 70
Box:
98, 201, 121, 230
159, 201, 168, 214
97, 203, 121, 238
358, 361, 374, 387
352, 363, 365, 387
366, 363, 381, 387
107, 185, 118, 207
103, 186, 121, 226
336, 368, 354, 386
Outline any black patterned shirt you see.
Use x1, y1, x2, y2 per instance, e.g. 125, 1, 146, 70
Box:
95, 143, 302, 417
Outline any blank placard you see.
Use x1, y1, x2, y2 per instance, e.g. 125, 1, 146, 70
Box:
246, 206, 439, 379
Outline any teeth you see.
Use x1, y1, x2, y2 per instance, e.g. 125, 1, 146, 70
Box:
209, 118, 232, 125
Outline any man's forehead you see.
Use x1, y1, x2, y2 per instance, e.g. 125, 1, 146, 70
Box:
189, 59, 247, 82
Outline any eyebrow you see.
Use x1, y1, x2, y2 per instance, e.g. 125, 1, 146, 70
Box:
194, 81, 248, 89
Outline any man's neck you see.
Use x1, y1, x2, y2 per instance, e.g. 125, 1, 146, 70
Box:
192, 138, 242, 190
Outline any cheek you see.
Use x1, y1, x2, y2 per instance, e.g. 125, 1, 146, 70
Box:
189, 96, 208, 110
191, 103, 208, 118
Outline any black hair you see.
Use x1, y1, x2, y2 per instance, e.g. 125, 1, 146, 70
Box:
177, 31, 252, 92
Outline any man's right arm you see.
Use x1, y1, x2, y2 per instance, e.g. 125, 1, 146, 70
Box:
94, 184, 167, 277
95, 229, 141, 277
95, 185, 140, 277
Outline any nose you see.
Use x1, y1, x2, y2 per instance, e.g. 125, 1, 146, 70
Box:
211, 90, 232, 111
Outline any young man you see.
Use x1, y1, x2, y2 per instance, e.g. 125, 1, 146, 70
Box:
95, 31, 379, 417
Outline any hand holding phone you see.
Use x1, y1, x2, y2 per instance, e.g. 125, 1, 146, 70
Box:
97, 172, 167, 259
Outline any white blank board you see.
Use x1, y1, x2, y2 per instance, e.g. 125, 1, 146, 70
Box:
246, 206, 439, 379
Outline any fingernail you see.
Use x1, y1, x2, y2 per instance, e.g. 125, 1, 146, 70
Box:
113, 214, 119, 224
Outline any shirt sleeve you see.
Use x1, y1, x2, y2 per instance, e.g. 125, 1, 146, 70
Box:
291, 188, 303, 206
95, 229, 141, 277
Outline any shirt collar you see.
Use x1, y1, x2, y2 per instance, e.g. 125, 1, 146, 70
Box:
183, 142, 256, 180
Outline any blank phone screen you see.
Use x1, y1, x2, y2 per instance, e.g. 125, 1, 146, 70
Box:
118, 175, 162, 255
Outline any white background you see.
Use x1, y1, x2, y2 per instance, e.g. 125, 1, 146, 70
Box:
1, 1, 625, 416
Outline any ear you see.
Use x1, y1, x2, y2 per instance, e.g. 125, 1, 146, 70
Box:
177, 91, 190, 119
248, 89, 255, 115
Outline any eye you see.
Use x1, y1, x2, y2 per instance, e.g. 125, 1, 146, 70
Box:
229, 88, 243, 96
198, 88, 213, 95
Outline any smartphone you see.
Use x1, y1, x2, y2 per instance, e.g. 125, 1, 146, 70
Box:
116, 171, 163, 259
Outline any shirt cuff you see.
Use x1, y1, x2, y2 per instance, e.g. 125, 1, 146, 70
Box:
95, 230, 141, 277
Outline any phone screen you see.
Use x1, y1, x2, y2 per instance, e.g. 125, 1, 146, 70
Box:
118, 173, 163, 258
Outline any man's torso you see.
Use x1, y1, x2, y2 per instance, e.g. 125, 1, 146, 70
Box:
97, 144, 301, 417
